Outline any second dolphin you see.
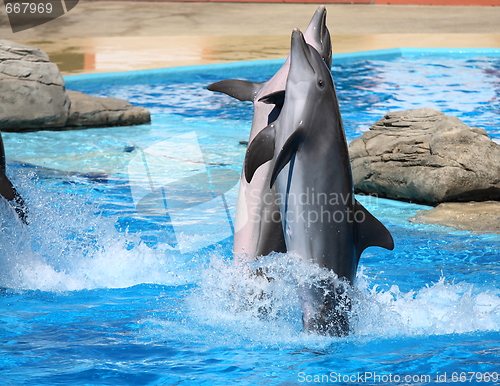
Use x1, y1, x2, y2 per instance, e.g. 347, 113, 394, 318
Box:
208, 6, 332, 262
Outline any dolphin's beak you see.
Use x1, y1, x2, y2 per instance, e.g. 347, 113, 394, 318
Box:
290, 29, 314, 74
305, 5, 327, 44
302, 6, 331, 68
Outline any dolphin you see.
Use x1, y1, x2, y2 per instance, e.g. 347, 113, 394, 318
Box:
0, 132, 28, 224
245, 29, 394, 336
207, 6, 332, 262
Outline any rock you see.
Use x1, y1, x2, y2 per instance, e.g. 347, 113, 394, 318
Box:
0, 40, 150, 132
66, 90, 150, 128
0, 39, 70, 131
410, 201, 500, 234
349, 108, 500, 205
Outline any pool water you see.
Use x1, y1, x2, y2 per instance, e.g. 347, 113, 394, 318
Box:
1, 50, 500, 385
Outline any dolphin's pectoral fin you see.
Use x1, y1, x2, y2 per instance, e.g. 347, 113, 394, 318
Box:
270, 129, 305, 188
353, 200, 394, 261
267, 104, 283, 126
258, 90, 286, 106
259, 90, 286, 125
207, 79, 261, 102
244, 124, 276, 183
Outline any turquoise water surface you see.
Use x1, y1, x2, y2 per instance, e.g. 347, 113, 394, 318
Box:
1, 49, 500, 385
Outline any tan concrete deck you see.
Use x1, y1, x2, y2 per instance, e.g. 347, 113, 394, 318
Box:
1, 1, 500, 74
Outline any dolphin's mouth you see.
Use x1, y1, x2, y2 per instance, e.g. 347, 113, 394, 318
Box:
310, 5, 327, 46
302, 5, 331, 68
318, 6, 327, 44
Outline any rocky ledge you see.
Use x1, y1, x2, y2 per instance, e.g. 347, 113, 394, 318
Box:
410, 201, 500, 235
349, 108, 500, 206
66, 90, 150, 129
0, 40, 150, 132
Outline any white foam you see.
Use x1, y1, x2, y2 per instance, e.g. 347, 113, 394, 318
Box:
188, 254, 500, 344
0, 173, 196, 291
353, 273, 500, 336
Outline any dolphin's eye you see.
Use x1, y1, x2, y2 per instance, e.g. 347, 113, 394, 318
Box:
318, 79, 324, 89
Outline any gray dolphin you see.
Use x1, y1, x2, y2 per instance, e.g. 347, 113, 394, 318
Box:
0, 132, 28, 224
245, 29, 394, 336
207, 6, 332, 262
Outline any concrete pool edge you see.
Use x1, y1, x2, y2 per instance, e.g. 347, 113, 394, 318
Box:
63, 47, 500, 88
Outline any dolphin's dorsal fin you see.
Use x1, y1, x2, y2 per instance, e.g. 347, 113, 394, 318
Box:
270, 129, 305, 188
244, 124, 276, 183
207, 79, 262, 102
354, 200, 394, 262
258, 90, 286, 106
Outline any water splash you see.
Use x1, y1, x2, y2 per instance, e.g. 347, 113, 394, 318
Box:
354, 273, 500, 337
0, 171, 199, 291
189, 254, 500, 344
2, 172, 499, 341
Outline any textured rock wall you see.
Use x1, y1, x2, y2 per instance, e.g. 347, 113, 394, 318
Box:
66, 90, 150, 129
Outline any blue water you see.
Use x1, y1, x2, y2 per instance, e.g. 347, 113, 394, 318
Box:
2, 51, 500, 385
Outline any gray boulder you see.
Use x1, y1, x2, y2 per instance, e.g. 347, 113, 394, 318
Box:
0, 39, 70, 131
349, 108, 500, 205
0, 40, 150, 132
66, 90, 150, 128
